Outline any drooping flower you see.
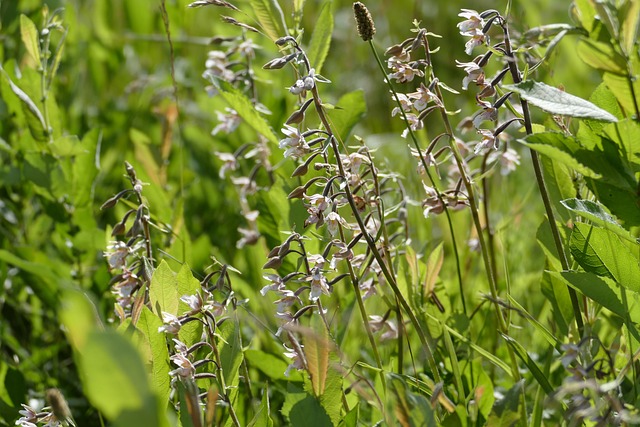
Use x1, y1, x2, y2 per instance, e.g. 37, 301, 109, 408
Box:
455, 59, 485, 90
279, 125, 310, 159
307, 267, 330, 301
407, 83, 443, 111
211, 108, 241, 135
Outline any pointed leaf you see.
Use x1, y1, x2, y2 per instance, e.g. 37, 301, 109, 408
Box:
304, 328, 330, 396
327, 90, 367, 141
576, 39, 627, 75
487, 380, 524, 427
136, 307, 171, 406
519, 132, 600, 178
249, 0, 287, 41
569, 223, 640, 292
149, 260, 178, 317
307, 1, 333, 74
561, 198, 636, 243
504, 80, 618, 122
20, 14, 42, 69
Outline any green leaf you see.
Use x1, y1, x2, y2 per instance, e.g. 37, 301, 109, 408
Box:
519, 132, 601, 178
340, 404, 359, 427
176, 264, 203, 347
245, 350, 302, 382
212, 80, 279, 144
0, 64, 47, 141
576, 39, 627, 75
504, 80, 618, 122
541, 270, 573, 337
327, 90, 367, 141
304, 327, 329, 397
282, 384, 332, 427
603, 67, 640, 116
553, 271, 625, 317
136, 307, 171, 406
20, 15, 41, 69
149, 260, 179, 317
506, 295, 560, 348
249, 0, 288, 42
501, 335, 553, 395
621, 0, 640, 54
540, 154, 576, 225
307, 1, 333, 74
486, 380, 524, 427
0, 249, 59, 307
79, 330, 164, 425
248, 385, 273, 427
388, 374, 437, 427
561, 198, 636, 243
572, 0, 596, 32
218, 318, 243, 388
569, 223, 640, 292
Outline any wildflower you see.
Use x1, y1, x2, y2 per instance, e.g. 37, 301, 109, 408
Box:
407, 83, 443, 111
368, 315, 398, 341
203, 50, 235, 82
391, 92, 413, 116
16, 404, 38, 427
389, 62, 424, 83
325, 211, 349, 236
204, 299, 226, 317
261, 274, 285, 296
401, 113, 424, 138
211, 108, 241, 135
215, 151, 237, 178
359, 277, 376, 299
169, 353, 195, 379
172, 338, 189, 355
105, 241, 129, 270
274, 290, 301, 313
455, 59, 485, 90
307, 267, 330, 301
489, 147, 520, 175
353, 2, 376, 42
422, 185, 445, 217
329, 240, 354, 269
410, 147, 436, 175
472, 103, 498, 128
237, 39, 260, 58
236, 227, 260, 249
474, 129, 497, 153
457, 9, 484, 36
181, 293, 203, 314
289, 69, 317, 95
304, 194, 331, 228
306, 253, 327, 268
283, 344, 305, 376
158, 312, 182, 334
279, 125, 310, 159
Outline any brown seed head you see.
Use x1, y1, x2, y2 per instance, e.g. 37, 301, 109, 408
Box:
353, 2, 376, 42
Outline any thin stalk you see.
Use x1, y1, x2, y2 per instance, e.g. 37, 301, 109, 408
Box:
308, 82, 442, 382
368, 41, 468, 316
500, 20, 584, 335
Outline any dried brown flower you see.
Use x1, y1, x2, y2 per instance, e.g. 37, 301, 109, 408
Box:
353, 2, 376, 42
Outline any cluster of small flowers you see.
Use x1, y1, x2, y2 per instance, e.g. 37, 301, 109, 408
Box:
15, 389, 73, 427
101, 162, 150, 320
455, 9, 521, 172
16, 404, 61, 427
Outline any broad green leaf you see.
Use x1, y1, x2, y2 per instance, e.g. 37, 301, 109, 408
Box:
341, 404, 359, 427
569, 223, 640, 292
603, 68, 640, 116
504, 80, 618, 122
601, 119, 640, 169
0, 64, 47, 141
249, 0, 288, 41
541, 270, 573, 337
212, 80, 279, 144
540, 154, 576, 225
282, 383, 332, 427
501, 335, 553, 395
149, 260, 179, 317
621, 0, 640, 53
60, 289, 100, 351
583, 83, 625, 135
576, 39, 627, 75
136, 307, 171, 406
561, 198, 636, 243
467, 359, 495, 419
79, 330, 162, 424
248, 385, 273, 427
218, 318, 243, 388
553, 271, 626, 317
305, 334, 329, 394
176, 264, 203, 347
307, 1, 333, 74
20, 15, 41, 69
519, 132, 600, 178
72, 129, 100, 209
245, 350, 302, 381
486, 380, 524, 427
327, 90, 367, 141
572, 0, 596, 32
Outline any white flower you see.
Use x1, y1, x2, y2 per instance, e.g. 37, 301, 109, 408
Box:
181, 294, 203, 313
401, 113, 424, 138
307, 267, 330, 301
472, 105, 498, 128
325, 211, 349, 236
279, 125, 310, 159
389, 63, 424, 83
211, 108, 241, 135
457, 9, 484, 36
237, 39, 260, 58
169, 353, 195, 379
215, 151, 237, 178
455, 60, 485, 90
391, 92, 413, 116
488, 147, 520, 175
407, 83, 442, 111
464, 34, 487, 55
261, 274, 285, 296
158, 312, 181, 334
474, 129, 496, 154
105, 241, 129, 270
274, 290, 301, 313
283, 344, 305, 377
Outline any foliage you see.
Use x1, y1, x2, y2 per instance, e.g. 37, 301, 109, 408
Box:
1, 0, 639, 426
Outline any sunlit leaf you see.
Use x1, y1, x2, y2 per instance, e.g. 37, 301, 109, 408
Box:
307, 1, 333, 75
20, 14, 41, 69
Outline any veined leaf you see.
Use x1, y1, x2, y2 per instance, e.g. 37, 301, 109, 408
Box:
136, 307, 171, 406
249, 0, 288, 41
149, 260, 179, 317
504, 80, 618, 122
621, 0, 640, 54
569, 223, 640, 293
552, 271, 625, 317
304, 327, 330, 397
307, 1, 333, 74
247, 384, 273, 427
0, 64, 48, 141
577, 39, 627, 75
561, 198, 636, 244
519, 132, 601, 178
20, 14, 42, 69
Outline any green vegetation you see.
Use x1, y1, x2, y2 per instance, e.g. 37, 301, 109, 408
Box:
1, 0, 639, 425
